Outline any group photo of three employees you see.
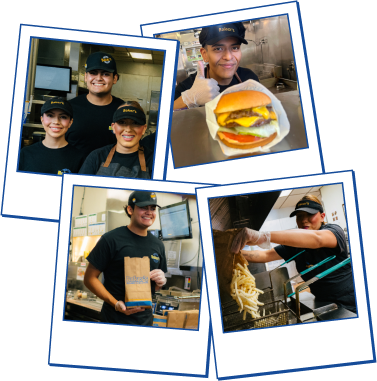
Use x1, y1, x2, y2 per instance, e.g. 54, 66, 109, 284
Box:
18, 21, 356, 327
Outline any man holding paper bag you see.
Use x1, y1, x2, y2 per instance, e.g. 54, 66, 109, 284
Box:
84, 191, 167, 325
173, 22, 259, 110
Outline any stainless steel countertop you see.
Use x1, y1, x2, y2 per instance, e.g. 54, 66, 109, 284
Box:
170, 90, 307, 168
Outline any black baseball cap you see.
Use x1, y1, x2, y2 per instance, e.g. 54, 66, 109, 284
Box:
128, 191, 160, 208
41, 97, 73, 118
85, 51, 117, 73
113, 106, 146, 125
199, 22, 248, 47
290, 199, 324, 217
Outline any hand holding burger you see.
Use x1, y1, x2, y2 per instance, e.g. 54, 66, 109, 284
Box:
214, 90, 279, 149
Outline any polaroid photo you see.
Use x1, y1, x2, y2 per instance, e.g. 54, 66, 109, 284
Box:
196, 170, 374, 379
2, 24, 179, 222
49, 174, 210, 376
141, 2, 325, 184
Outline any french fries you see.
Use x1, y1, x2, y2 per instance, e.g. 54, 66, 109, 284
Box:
230, 263, 264, 320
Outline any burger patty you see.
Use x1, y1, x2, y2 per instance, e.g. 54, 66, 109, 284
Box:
225, 118, 273, 128
228, 109, 263, 119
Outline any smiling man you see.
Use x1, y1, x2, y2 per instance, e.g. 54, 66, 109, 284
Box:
78, 101, 153, 178
66, 52, 124, 157
173, 22, 259, 110
84, 191, 167, 326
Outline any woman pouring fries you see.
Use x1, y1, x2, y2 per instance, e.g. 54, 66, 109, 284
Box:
230, 195, 356, 313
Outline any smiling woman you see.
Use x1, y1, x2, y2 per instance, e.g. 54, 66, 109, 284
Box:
78, 101, 153, 178
18, 97, 86, 174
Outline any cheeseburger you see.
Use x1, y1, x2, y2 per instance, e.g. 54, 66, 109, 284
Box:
214, 90, 279, 149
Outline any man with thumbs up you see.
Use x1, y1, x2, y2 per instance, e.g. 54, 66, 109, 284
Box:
174, 22, 259, 110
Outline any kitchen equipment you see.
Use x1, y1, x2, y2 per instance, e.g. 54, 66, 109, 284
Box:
264, 250, 305, 302
283, 255, 336, 303
221, 266, 303, 331
290, 258, 352, 318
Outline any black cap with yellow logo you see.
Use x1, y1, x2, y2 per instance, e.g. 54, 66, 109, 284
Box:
199, 22, 248, 47
41, 97, 73, 117
290, 200, 324, 217
112, 106, 146, 125
85, 51, 117, 73
128, 191, 160, 208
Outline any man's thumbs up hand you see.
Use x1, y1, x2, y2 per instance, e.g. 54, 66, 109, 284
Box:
181, 61, 220, 108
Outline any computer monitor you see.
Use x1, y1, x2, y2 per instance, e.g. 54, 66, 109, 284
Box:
34, 64, 72, 94
159, 199, 192, 241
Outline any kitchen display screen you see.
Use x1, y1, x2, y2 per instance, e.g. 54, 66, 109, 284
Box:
159, 200, 192, 241
35, 64, 71, 92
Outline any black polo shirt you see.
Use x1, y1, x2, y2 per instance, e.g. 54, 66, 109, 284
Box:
274, 224, 356, 312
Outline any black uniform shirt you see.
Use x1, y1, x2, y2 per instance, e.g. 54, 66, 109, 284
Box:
174, 66, 259, 100
274, 224, 355, 308
87, 226, 167, 325
18, 141, 86, 175
66, 94, 124, 157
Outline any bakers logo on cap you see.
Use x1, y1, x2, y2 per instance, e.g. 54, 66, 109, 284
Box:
51, 101, 65, 105
219, 27, 235, 32
132, 198, 136, 202
101, 56, 112, 64
150, 193, 156, 199
123, 109, 137, 113
298, 202, 310, 207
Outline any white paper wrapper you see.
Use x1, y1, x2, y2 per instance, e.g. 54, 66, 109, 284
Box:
205, 79, 290, 156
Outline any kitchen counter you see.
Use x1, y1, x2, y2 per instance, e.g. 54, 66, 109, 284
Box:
65, 297, 103, 322
170, 90, 307, 168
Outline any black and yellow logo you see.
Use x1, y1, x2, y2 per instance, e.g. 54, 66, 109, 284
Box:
151, 193, 156, 199
123, 109, 137, 113
51, 101, 64, 105
219, 27, 235, 32
101, 56, 112, 63
298, 202, 309, 207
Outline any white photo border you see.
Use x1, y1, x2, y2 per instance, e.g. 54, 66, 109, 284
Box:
1, 24, 179, 222
196, 170, 375, 379
49, 174, 210, 376
141, 2, 325, 185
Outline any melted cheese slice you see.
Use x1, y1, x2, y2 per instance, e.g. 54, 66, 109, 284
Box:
225, 116, 262, 127
217, 106, 271, 127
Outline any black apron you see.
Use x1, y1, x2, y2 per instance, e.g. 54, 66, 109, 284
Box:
96, 145, 150, 179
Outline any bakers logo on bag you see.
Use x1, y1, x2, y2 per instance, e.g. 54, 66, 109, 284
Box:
126, 275, 149, 284
101, 56, 112, 63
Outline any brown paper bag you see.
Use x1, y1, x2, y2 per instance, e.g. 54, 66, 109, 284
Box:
213, 229, 248, 302
166, 310, 199, 329
124, 256, 152, 309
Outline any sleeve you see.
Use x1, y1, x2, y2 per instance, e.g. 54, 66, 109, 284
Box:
174, 75, 195, 100
322, 224, 348, 257
159, 241, 168, 273
78, 151, 100, 174
273, 244, 302, 261
174, 82, 187, 100
86, 235, 112, 272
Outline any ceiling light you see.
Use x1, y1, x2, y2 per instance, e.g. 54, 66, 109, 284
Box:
130, 52, 152, 60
